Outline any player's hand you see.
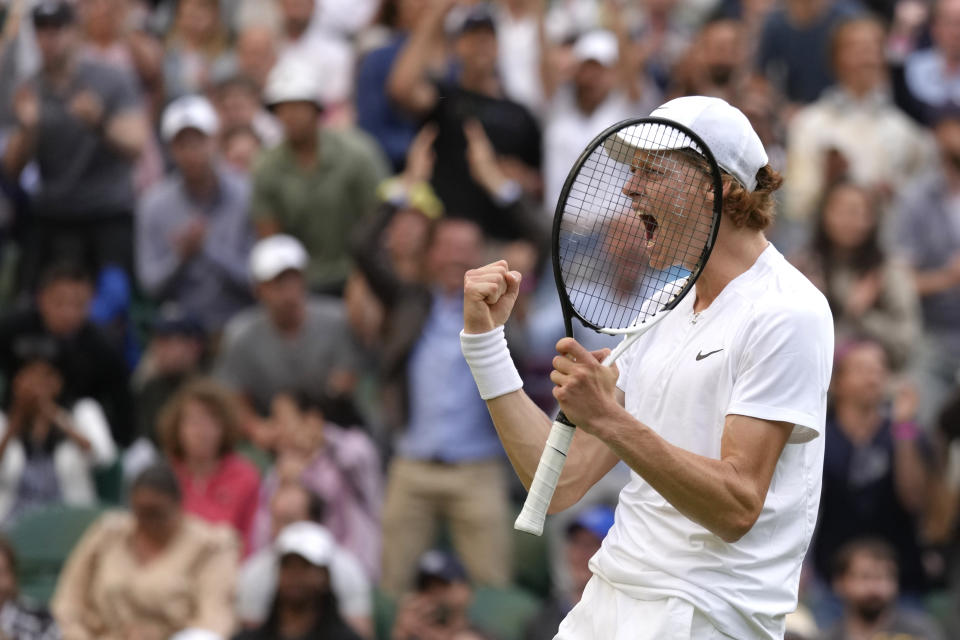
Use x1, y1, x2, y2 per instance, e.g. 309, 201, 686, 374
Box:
551, 338, 622, 434
463, 260, 522, 333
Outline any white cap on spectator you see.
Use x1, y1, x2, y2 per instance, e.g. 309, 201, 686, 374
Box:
603, 96, 768, 192
249, 234, 309, 283
275, 521, 335, 567
160, 95, 219, 143
572, 30, 619, 67
168, 630, 224, 640
263, 59, 323, 110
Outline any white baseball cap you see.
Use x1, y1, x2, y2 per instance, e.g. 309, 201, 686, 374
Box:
275, 521, 335, 567
263, 58, 323, 110
168, 630, 224, 640
249, 234, 309, 283
160, 95, 219, 143
603, 96, 768, 191
572, 30, 619, 67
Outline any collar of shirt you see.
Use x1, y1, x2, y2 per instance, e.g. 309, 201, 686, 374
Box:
820, 85, 892, 114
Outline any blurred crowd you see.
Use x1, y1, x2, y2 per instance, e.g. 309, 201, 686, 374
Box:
0, 0, 959, 637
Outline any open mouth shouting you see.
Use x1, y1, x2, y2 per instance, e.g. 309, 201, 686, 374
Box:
639, 213, 659, 247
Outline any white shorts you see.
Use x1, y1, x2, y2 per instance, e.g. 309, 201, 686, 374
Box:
554, 575, 733, 640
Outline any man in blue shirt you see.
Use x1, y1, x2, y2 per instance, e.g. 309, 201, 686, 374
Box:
135, 95, 254, 333
352, 129, 514, 594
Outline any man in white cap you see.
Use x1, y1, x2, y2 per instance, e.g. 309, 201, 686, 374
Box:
214, 234, 360, 421
542, 29, 657, 212
460, 96, 834, 639
136, 95, 254, 333
251, 60, 388, 295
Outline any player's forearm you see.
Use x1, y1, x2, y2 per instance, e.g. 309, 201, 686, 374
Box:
486, 390, 556, 488
486, 391, 611, 511
593, 409, 765, 543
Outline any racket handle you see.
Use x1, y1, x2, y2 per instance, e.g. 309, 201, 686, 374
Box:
514, 413, 576, 536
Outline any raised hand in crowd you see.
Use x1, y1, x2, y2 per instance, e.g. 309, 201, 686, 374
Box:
68, 90, 105, 130
173, 218, 208, 259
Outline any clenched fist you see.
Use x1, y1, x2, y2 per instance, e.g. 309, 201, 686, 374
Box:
463, 260, 522, 334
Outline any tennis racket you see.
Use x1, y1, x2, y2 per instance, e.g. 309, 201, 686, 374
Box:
514, 117, 724, 535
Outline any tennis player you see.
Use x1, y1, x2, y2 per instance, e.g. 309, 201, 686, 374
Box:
460, 96, 834, 639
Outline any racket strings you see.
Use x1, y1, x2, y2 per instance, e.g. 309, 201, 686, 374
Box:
558, 122, 717, 331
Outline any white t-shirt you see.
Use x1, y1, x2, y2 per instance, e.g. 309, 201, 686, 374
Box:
592, 244, 833, 639
236, 545, 372, 624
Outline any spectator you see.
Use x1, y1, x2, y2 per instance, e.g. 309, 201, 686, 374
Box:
251, 60, 389, 295
813, 342, 931, 602
933, 389, 960, 637
158, 379, 261, 555
0, 535, 60, 640
135, 94, 255, 334
51, 463, 238, 639
669, 18, 749, 104
755, 0, 858, 107
0, 262, 134, 446
127, 306, 206, 476
353, 132, 511, 596
76, 0, 165, 194
0, 339, 116, 526
542, 29, 654, 212
1, 0, 150, 292
229, 26, 278, 92
391, 550, 473, 640
893, 109, 960, 428
233, 522, 361, 640
388, 1, 542, 240
214, 234, 361, 423
821, 538, 945, 640
790, 181, 920, 370
237, 482, 372, 637
899, 0, 960, 125
210, 75, 281, 149
628, 0, 695, 93
250, 394, 382, 581
274, 0, 355, 121
496, 0, 546, 116
162, 0, 229, 100
783, 16, 932, 223
355, 0, 426, 171
221, 125, 264, 175
525, 505, 615, 640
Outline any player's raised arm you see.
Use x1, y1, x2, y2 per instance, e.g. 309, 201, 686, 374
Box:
461, 261, 619, 512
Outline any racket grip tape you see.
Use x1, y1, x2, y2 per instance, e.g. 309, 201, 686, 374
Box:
514, 414, 576, 536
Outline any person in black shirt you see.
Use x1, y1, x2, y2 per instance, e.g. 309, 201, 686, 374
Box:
813, 341, 931, 600
0, 262, 133, 446
1, 0, 150, 292
388, 0, 542, 240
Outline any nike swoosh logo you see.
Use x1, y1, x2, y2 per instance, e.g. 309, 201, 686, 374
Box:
696, 349, 723, 361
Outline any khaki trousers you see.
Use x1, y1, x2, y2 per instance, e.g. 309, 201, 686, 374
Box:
380, 458, 511, 595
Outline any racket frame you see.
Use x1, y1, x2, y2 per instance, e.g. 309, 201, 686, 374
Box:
515, 117, 725, 536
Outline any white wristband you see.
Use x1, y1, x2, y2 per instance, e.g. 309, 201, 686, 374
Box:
460, 326, 524, 400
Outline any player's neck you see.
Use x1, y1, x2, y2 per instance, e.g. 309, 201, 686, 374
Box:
693, 226, 769, 313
